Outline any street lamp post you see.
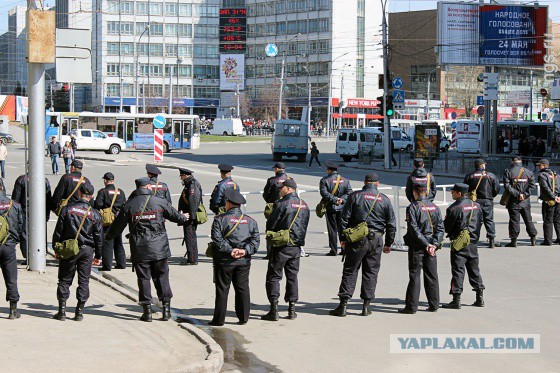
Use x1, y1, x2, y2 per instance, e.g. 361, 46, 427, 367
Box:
278, 33, 300, 120
425, 67, 438, 120
135, 24, 150, 114
326, 52, 349, 139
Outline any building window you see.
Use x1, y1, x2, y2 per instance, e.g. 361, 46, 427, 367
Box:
194, 87, 219, 98
165, 24, 177, 37
308, 19, 318, 32
179, 85, 192, 97
107, 84, 120, 97
318, 18, 329, 32
150, 2, 163, 15
276, 1, 285, 13
121, 1, 133, 14
178, 45, 193, 57
122, 64, 134, 76
149, 44, 163, 56
138, 43, 149, 56
179, 3, 192, 16
107, 42, 119, 55
150, 23, 163, 36
121, 43, 134, 55
179, 65, 192, 77
276, 22, 286, 35
107, 21, 119, 34
165, 2, 178, 16
106, 63, 120, 76
178, 24, 192, 37
136, 22, 149, 35
136, 1, 149, 15
107, 1, 119, 14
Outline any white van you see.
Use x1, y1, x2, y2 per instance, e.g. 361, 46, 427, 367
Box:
208, 118, 246, 136
336, 128, 364, 162
361, 127, 413, 151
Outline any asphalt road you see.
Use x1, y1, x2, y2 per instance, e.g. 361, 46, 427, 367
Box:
5, 140, 559, 372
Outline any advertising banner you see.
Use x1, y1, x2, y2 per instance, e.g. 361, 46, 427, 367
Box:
414, 124, 441, 158
437, 2, 479, 65
220, 54, 245, 91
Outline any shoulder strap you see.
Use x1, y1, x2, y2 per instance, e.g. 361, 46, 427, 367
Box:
132, 195, 151, 232
233, 181, 237, 190
224, 213, 244, 238
288, 199, 302, 231
427, 173, 431, 194
466, 202, 475, 230
67, 176, 85, 202
513, 168, 524, 187
153, 180, 159, 195
332, 175, 342, 196
474, 171, 485, 193
553, 172, 556, 195
3, 200, 12, 217
75, 206, 92, 241
417, 201, 434, 234
365, 192, 381, 218
109, 187, 118, 210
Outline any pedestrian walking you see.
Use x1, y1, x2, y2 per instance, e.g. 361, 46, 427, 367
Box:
463, 158, 501, 248
106, 177, 189, 322
52, 160, 92, 216
178, 168, 203, 265
146, 164, 172, 203
308, 142, 321, 168
62, 141, 74, 174
210, 164, 240, 215
399, 185, 444, 314
502, 156, 537, 247
262, 162, 290, 259
209, 188, 260, 326
94, 172, 126, 271
46, 136, 62, 175
0, 139, 7, 178
318, 161, 352, 256
262, 179, 310, 321
536, 159, 560, 245
442, 183, 485, 309
0, 183, 25, 319
70, 134, 78, 155
391, 139, 397, 167
52, 183, 103, 321
405, 158, 436, 203
329, 172, 396, 317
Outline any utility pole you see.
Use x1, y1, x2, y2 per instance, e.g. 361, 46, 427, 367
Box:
168, 66, 173, 114
69, 83, 74, 112
236, 82, 241, 118
381, 0, 391, 169
340, 72, 344, 130
278, 52, 286, 120
308, 82, 312, 132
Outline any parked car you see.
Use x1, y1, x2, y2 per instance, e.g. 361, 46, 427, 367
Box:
61, 129, 127, 154
0, 132, 14, 143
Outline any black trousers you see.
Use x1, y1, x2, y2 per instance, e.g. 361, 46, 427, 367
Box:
405, 246, 439, 311
265, 246, 300, 303
212, 263, 251, 324
338, 234, 383, 300
508, 205, 537, 239
102, 228, 126, 270
0, 245, 19, 302
57, 246, 94, 302
183, 223, 199, 263
541, 202, 560, 243
134, 259, 173, 305
309, 155, 321, 167
326, 210, 342, 253
449, 243, 485, 294
478, 199, 496, 239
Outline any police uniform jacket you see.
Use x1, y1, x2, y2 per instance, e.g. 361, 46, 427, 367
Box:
406, 168, 437, 202
52, 200, 103, 259
262, 171, 288, 203
340, 185, 396, 247
444, 196, 482, 243
210, 177, 240, 214
178, 177, 203, 223
404, 197, 445, 250
149, 176, 172, 203
52, 171, 92, 210
211, 207, 260, 265
503, 165, 535, 208
464, 168, 501, 200
0, 194, 24, 247
94, 184, 126, 215
538, 167, 560, 202
12, 175, 52, 217
106, 188, 187, 263
319, 171, 353, 212
266, 192, 310, 247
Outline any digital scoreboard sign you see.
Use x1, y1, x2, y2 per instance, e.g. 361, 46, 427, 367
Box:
219, 8, 247, 53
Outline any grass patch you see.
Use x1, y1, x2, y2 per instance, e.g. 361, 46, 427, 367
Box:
201, 135, 271, 143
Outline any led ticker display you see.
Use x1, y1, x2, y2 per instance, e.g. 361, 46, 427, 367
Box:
219, 8, 247, 53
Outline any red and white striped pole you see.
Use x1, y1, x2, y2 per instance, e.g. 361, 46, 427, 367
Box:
154, 129, 164, 162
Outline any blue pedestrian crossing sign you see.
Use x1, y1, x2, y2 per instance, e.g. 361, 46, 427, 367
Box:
392, 89, 405, 103
392, 77, 404, 89
153, 115, 166, 129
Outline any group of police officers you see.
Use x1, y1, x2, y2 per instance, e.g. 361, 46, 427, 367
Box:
0, 154, 557, 324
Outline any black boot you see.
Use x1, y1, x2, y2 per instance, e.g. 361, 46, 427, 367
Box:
530, 236, 537, 246
473, 290, 485, 307
53, 300, 67, 321
8, 301, 20, 320
140, 304, 152, 322
505, 239, 517, 248
398, 307, 416, 314
329, 298, 348, 317
287, 302, 297, 320
261, 301, 279, 321
162, 301, 171, 321
74, 301, 85, 321
442, 294, 461, 309
361, 299, 372, 316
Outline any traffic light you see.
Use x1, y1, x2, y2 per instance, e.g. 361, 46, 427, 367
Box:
377, 95, 384, 116
386, 95, 394, 117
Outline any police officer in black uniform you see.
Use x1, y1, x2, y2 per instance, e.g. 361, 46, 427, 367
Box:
405, 158, 436, 203
262, 179, 310, 321
399, 185, 444, 314
52, 183, 103, 321
94, 172, 126, 270
209, 188, 260, 326
442, 183, 485, 309
178, 168, 203, 265
464, 158, 501, 248
0, 183, 25, 319
503, 156, 537, 247
330, 172, 396, 317
106, 177, 188, 322
11, 174, 51, 261
146, 164, 172, 203
319, 161, 353, 256
210, 164, 240, 215
262, 162, 289, 259
52, 160, 92, 213
536, 159, 560, 245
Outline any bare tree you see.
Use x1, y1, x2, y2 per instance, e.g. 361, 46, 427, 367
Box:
444, 66, 484, 118
248, 85, 287, 121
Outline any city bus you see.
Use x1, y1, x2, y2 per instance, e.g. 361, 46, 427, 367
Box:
497, 120, 556, 153
45, 112, 201, 152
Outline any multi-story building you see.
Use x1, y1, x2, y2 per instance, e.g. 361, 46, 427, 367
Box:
0, 6, 28, 95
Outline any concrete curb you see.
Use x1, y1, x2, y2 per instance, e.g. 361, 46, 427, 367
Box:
45, 249, 224, 373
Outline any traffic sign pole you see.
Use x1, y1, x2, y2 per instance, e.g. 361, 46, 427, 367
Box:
154, 129, 164, 162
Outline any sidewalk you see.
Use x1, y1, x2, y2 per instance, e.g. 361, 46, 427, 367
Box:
0, 257, 222, 373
